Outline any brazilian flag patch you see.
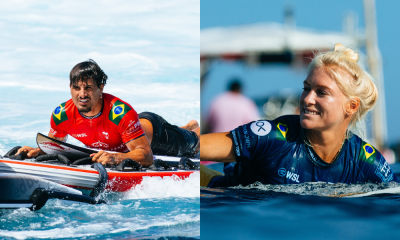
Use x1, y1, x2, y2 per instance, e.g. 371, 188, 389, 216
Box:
109, 100, 132, 125
361, 143, 376, 164
276, 123, 288, 141
52, 102, 68, 125
277, 123, 288, 138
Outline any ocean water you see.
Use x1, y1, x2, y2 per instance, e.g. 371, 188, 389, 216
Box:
0, 1, 200, 239
201, 163, 400, 240
0, 0, 200, 154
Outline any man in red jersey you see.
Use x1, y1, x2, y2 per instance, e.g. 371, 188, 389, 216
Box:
16, 60, 199, 166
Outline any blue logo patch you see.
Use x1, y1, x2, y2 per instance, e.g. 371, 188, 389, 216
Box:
278, 168, 287, 177
114, 106, 123, 114
54, 106, 61, 114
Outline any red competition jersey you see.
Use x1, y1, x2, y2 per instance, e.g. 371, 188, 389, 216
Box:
50, 93, 144, 152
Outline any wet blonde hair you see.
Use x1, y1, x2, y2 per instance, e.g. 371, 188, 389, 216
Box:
308, 43, 378, 133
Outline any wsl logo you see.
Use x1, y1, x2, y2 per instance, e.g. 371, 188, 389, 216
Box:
278, 168, 286, 177
278, 168, 300, 183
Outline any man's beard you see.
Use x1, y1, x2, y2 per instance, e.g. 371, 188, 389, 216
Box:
78, 106, 92, 114
77, 97, 92, 114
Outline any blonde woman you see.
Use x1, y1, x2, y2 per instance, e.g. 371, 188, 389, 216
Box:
200, 43, 398, 187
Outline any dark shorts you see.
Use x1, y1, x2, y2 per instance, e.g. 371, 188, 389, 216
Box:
138, 112, 199, 157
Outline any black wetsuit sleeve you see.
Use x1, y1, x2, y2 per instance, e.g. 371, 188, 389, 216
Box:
230, 120, 287, 164
359, 150, 399, 183
229, 120, 291, 186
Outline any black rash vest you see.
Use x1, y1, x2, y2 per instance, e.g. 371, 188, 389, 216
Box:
210, 115, 398, 187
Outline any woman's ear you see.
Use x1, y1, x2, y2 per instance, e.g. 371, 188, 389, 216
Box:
346, 98, 360, 115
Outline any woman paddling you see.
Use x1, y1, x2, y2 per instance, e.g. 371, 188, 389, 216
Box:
200, 43, 398, 187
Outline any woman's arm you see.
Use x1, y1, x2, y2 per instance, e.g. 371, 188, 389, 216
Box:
200, 132, 236, 162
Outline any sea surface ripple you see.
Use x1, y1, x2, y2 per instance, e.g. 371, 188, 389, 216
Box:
201, 163, 400, 240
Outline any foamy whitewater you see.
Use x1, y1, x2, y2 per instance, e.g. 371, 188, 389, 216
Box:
0, 0, 200, 239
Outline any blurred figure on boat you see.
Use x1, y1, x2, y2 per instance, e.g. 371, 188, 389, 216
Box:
206, 78, 260, 133
381, 147, 396, 164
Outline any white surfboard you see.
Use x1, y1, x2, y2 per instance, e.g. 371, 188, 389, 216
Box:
343, 186, 400, 198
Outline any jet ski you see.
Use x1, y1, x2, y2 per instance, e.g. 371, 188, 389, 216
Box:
0, 133, 199, 192
0, 169, 106, 210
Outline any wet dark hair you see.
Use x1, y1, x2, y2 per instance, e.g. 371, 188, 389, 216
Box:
70, 59, 108, 88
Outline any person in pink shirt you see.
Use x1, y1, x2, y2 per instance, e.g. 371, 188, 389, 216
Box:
207, 79, 260, 133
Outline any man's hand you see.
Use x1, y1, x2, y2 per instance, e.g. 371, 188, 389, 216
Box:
90, 136, 153, 167
15, 146, 44, 159
91, 151, 120, 166
13, 131, 64, 159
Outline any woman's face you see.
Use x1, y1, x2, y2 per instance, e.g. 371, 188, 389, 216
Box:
299, 67, 349, 131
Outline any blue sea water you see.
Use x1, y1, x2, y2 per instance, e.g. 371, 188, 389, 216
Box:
201, 163, 400, 240
0, 1, 200, 238
0, 0, 200, 156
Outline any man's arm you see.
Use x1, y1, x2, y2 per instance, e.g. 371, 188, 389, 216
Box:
15, 132, 67, 158
200, 132, 236, 162
91, 135, 154, 167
